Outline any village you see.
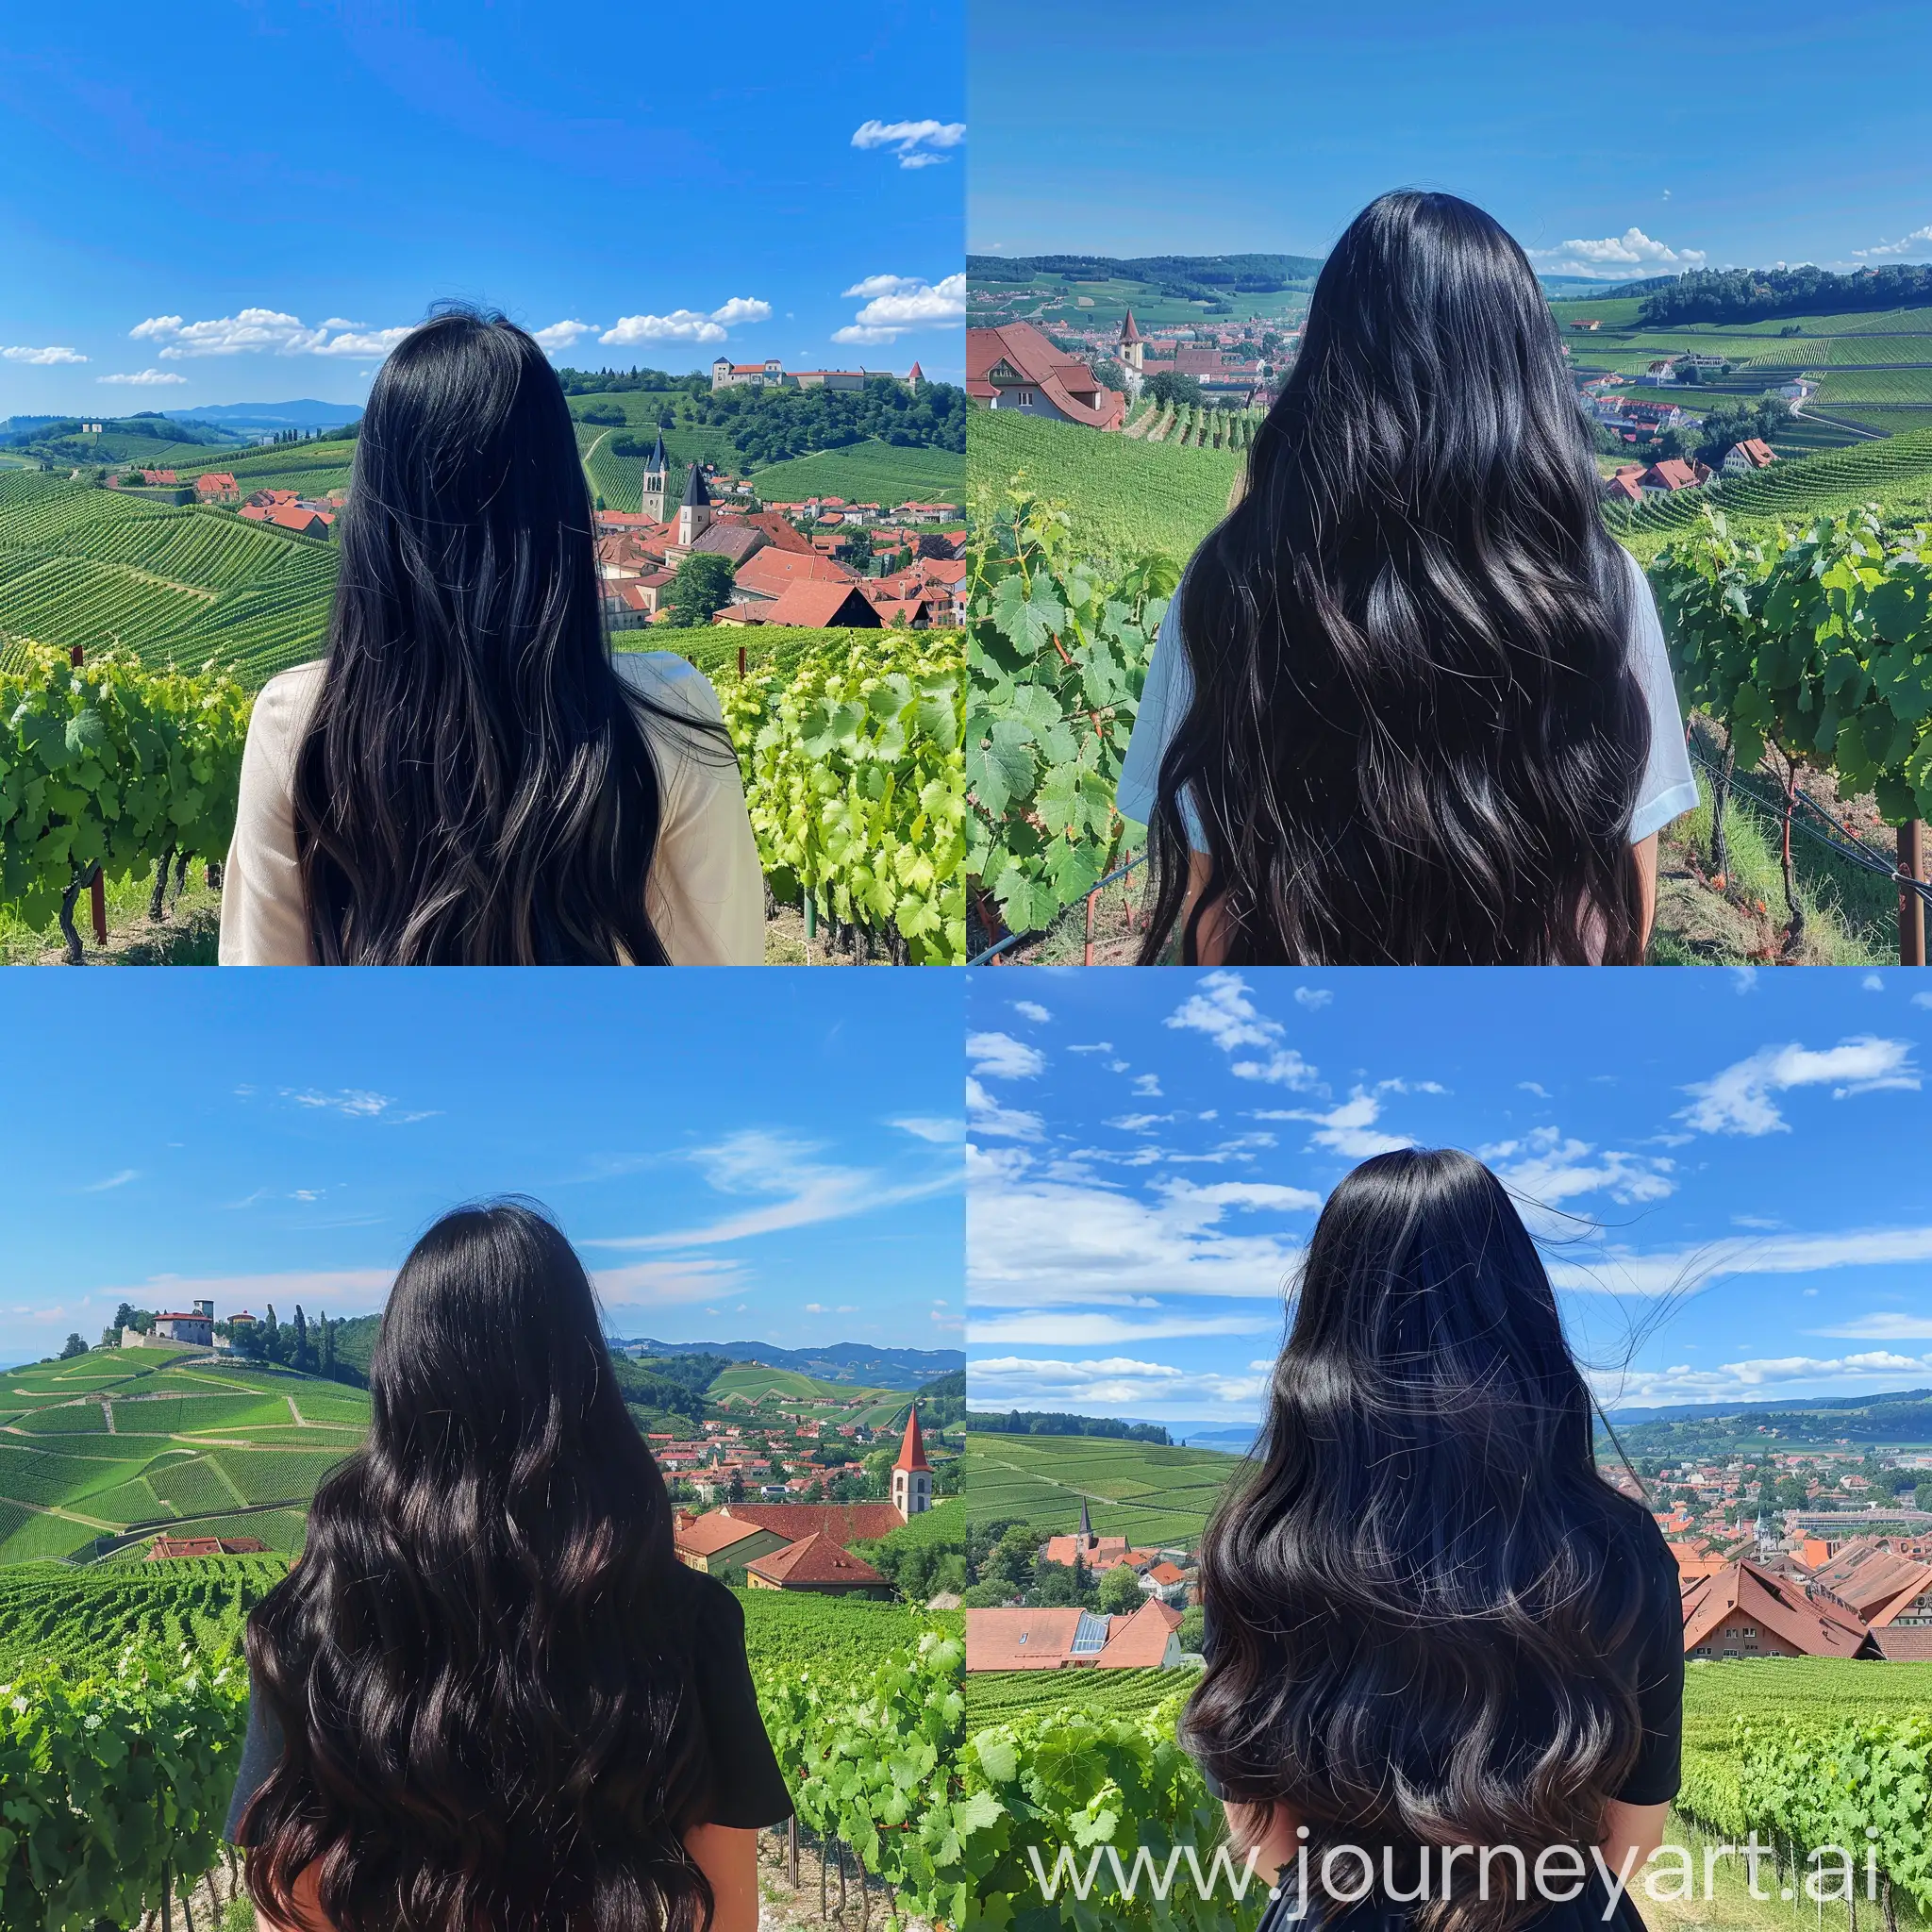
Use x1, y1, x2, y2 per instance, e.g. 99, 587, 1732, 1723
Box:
591, 434, 966, 631
964, 1441, 1932, 1678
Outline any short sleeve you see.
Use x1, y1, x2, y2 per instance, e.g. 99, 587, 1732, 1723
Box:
225, 1677, 286, 1843
1115, 592, 1208, 851
687, 1579, 793, 1828
1620, 548, 1700, 846
1614, 1536, 1685, 1807
219, 664, 323, 966
621, 654, 765, 966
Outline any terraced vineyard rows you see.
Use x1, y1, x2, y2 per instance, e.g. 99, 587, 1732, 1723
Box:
1606, 425, 1932, 536
0, 474, 338, 687
0, 1557, 285, 1673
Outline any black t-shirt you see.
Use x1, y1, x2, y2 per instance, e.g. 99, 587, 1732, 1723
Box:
1208, 1514, 1684, 1932
226, 1563, 791, 1843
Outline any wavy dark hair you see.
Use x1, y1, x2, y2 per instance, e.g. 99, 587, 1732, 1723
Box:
1186, 1150, 1661, 1932
241, 1201, 716, 1932
291, 307, 712, 963
1140, 192, 1650, 966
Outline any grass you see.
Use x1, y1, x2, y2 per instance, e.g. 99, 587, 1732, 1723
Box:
966, 1432, 1241, 1549
740, 440, 963, 508
709, 1365, 873, 1404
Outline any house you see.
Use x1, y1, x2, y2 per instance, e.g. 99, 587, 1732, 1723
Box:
141, 469, 178, 486
965, 1599, 1186, 1672
1806, 1539, 1932, 1629
742, 1530, 891, 1598
147, 1300, 215, 1347
712, 357, 787, 391
1723, 439, 1777, 474
1569, 319, 1602, 332
673, 1512, 791, 1584
730, 549, 858, 607
729, 581, 883, 629
269, 505, 330, 537
146, 1534, 269, 1560
968, 324, 1126, 431
1667, 1539, 1731, 1582
1682, 1559, 1880, 1659
195, 472, 240, 502
789, 370, 868, 392
1141, 1560, 1192, 1604
709, 1500, 908, 1543
1645, 359, 1677, 384
1640, 459, 1707, 494
1601, 473, 1644, 506
603, 578, 667, 630
1776, 379, 1817, 403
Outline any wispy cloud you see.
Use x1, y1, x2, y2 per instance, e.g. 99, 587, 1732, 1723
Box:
971, 1353, 1271, 1412
1166, 971, 1317, 1088
3, 344, 87, 365
80, 1170, 140, 1193
968, 1031, 1043, 1080
1680, 1037, 1919, 1136
967, 1077, 1043, 1143
1255, 1091, 1411, 1159
850, 118, 966, 169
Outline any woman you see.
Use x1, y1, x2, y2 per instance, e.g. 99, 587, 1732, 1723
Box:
1118, 192, 1697, 965
220, 308, 762, 965
227, 1201, 789, 1932
1188, 1150, 1681, 1931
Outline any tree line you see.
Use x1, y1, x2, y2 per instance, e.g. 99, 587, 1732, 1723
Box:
1638, 263, 1932, 326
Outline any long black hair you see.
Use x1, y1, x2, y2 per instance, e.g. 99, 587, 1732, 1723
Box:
241, 1201, 716, 1932
292, 308, 708, 963
1186, 1150, 1661, 1932
1140, 192, 1650, 965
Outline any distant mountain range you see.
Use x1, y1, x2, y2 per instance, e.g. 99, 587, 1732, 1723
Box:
1600, 1388, 1932, 1426
163, 400, 364, 433
612, 1338, 963, 1391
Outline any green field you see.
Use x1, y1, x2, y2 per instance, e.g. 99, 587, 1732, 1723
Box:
709, 1364, 872, 1404
967, 1431, 1240, 1549
0, 1348, 368, 1564
0, 471, 338, 686
965, 1666, 1186, 1731
741, 441, 963, 508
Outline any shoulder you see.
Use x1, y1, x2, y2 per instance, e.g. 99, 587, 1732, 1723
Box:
615, 649, 726, 724
246, 659, 325, 746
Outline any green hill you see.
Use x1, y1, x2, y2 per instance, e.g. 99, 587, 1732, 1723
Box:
966, 1429, 1241, 1550
0, 1347, 371, 1565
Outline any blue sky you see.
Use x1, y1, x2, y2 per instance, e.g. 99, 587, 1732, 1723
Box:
969, 968, 1932, 1431
0, 0, 963, 416
968, 0, 1931, 275
0, 973, 962, 1369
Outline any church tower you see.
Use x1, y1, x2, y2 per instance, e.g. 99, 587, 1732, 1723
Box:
641, 430, 670, 524
676, 463, 712, 548
891, 1404, 933, 1520
1118, 309, 1144, 375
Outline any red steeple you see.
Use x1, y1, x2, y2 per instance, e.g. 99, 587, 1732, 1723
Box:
1119, 309, 1142, 345
894, 1403, 931, 1474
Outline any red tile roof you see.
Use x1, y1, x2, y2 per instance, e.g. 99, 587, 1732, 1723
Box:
893, 1405, 930, 1474
715, 1500, 906, 1542
733, 550, 858, 602
744, 1531, 887, 1591
754, 581, 883, 629
674, 1513, 774, 1558
967, 324, 1125, 431
1683, 1559, 1877, 1659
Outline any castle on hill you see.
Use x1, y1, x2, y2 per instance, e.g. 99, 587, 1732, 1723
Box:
710, 357, 926, 394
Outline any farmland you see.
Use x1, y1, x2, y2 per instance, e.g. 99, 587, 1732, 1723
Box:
0, 1346, 369, 1566
0, 472, 338, 686
966, 1430, 1241, 1548
967, 252, 1321, 336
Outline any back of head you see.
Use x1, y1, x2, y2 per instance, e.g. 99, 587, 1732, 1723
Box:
1188, 1150, 1656, 1930
242, 1201, 711, 1932
293, 308, 672, 963
1144, 192, 1649, 964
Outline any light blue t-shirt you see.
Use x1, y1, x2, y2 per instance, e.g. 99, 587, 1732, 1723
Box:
1116, 543, 1698, 851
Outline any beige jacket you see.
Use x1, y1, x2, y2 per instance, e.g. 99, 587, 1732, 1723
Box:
218, 652, 763, 964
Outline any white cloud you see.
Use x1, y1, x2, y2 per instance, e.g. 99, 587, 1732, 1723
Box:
891, 1115, 965, 1144
2, 344, 87, 365
1292, 987, 1332, 1010
969, 1145, 1309, 1307
1551, 1224, 1932, 1297
1593, 1350, 1932, 1407
1864, 974, 1886, 991
833, 273, 965, 345
599, 297, 769, 347
591, 1257, 745, 1304
968, 1031, 1043, 1080
1132, 1074, 1163, 1097
1528, 228, 1708, 279
1519, 1082, 1550, 1098
1011, 1000, 1052, 1024
280, 1087, 397, 1118
98, 369, 188, 386
969, 1353, 1269, 1412
1256, 1091, 1411, 1159
532, 320, 596, 352
850, 119, 966, 168
1680, 1036, 1919, 1135
967, 1076, 1043, 1143
602, 310, 726, 345
1855, 225, 1932, 260
1164, 971, 1317, 1089
1808, 1311, 1932, 1340
80, 1170, 140, 1192
581, 1127, 955, 1249
1480, 1126, 1675, 1208
127, 308, 407, 361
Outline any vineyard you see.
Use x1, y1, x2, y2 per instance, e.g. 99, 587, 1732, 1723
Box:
0, 473, 338, 687
721, 628, 967, 963
0, 1348, 369, 1565
966, 1431, 1239, 1549
1123, 400, 1262, 453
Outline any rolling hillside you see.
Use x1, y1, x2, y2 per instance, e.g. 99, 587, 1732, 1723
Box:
0, 1345, 369, 1565
966, 1430, 1241, 1549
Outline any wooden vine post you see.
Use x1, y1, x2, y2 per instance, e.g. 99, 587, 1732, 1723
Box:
1901, 820, 1925, 968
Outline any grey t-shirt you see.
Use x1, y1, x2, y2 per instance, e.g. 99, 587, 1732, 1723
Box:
1116, 544, 1698, 849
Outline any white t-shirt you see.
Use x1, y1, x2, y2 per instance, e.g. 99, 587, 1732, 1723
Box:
218, 651, 764, 964
1116, 543, 1698, 848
